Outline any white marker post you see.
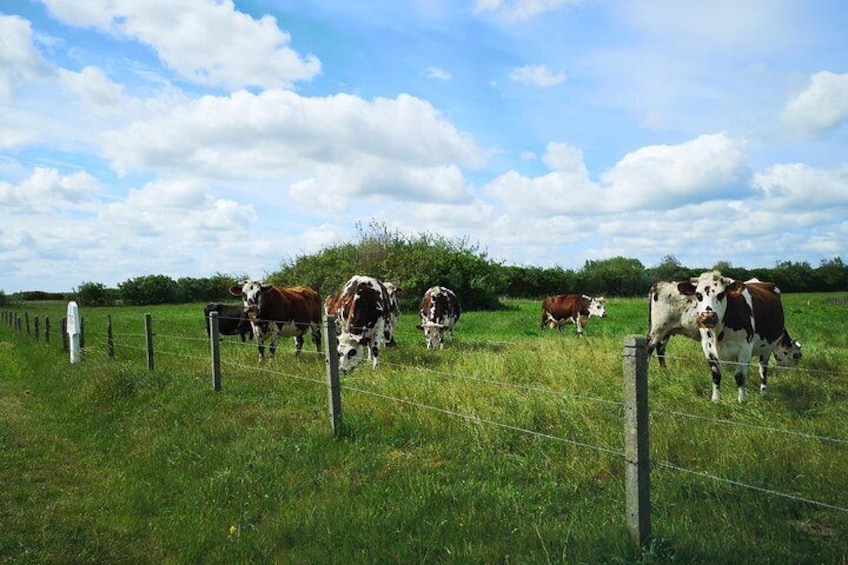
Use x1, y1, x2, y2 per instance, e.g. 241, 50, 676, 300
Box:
67, 301, 81, 364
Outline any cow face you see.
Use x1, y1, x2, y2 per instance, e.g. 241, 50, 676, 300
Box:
692, 271, 735, 329
229, 280, 269, 316
589, 297, 607, 318
773, 331, 803, 366
337, 334, 368, 371
416, 322, 444, 349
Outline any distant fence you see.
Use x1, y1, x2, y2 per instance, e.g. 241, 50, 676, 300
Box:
2, 306, 847, 553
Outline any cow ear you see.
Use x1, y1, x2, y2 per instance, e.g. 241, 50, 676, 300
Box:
229, 285, 242, 296
677, 282, 696, 296
261, 284, 273, 291
727, 281, 744, 298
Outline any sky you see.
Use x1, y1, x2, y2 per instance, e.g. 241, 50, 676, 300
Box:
1, 0, 847, 293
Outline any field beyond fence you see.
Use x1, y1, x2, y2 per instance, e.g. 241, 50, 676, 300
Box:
1, 294, 847, 563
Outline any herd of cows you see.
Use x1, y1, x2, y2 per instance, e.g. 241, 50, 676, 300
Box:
204, 271, 803, 403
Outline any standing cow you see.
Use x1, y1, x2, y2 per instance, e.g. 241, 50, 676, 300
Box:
204, 303, 253, 342
416, 286, 461, 350
325, 275, 394, 371
647, 279, 802, 370
541, 294, 607, 336
229, 280, 321, 362
383, 282, 402, 347
681, 271, 797, 402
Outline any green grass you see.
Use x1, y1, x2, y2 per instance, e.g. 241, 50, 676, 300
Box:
1, 294, 847, 563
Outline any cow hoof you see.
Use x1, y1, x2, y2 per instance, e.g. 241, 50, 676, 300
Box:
737, 389, 747, 403
760, 384, 769, 395
711, 391, 721, 402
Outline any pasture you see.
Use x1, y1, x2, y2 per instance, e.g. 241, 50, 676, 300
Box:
1, 294, 847, 563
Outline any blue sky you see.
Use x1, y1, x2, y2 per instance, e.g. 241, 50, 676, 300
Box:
1, 0, 847, 292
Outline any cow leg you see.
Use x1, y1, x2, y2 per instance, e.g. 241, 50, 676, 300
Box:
655, 338, 669, 369
734, 368, 747, 403
370, 344, 380, 369
575, 318, 584, 337
294, 333, 304, 355
252, 322, 267, 363
758, 355, 769, 395
268, 324, 281, 359
311, 324, 321, 352
708, 355, 722, 402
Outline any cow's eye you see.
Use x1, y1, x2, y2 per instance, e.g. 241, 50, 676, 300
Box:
347, 349, 357, 359
716, 291, 725, 301
695, 292, 703, 301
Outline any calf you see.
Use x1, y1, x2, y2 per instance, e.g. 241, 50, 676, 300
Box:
416, 286, 461, 349
541, 294, 606, 336
229, 280, 321, 362
325, 275, 393, 371
681, 271, 799, 402
204, 303, 253, 342
647, 279, 802, 370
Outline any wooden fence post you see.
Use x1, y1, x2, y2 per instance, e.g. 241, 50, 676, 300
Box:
323, 315, 342, 437
45, 316, 50, 343
144, 313, 155, 371
25, 312, 30, 336
61, 317, 68, 352
107, 315, 115, 359
623, 335, 651, 550
34, 315, 40, 341
209, 311, 222, 392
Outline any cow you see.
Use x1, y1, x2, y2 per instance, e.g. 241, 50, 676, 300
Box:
203, 303, 253, 342
540, 294, 607, 336
680, 271, 801, 403
229, 280, 321, 362
325, 275, 393, 371
416, 286, 461, 350
383, 282, 402, 347
647, 279, 802, 370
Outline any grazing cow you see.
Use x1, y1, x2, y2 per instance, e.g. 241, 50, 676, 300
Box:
204, 303, 253, 342
229, 280, 321, 362
647, 279, 802, 370
383, 282, 402, 347
325, 275, 393, 371
680, 271, 800, 403
416, 286, 461, 349
540, 294, 607, 336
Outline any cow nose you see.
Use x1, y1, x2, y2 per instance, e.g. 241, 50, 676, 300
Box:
697, 311, 718, 328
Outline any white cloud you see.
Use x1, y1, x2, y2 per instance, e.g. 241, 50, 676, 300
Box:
41, 0, 321, 90
424, 66, 452, 81
782, 71, 848, 136
0, 15, 48, 99
0, 167, 101, 211
474, 0, 584, 21
58, 66, 129, 115
753, 163, 848, 210
509, 64, 567, 87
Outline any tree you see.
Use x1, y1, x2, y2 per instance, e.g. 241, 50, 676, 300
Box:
118, 275, 179, 305
580, 257, 651, 296
649, 255, 691, 282
74, 281, 115, 306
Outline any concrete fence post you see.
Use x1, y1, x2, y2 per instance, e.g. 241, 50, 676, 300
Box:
623, 334, 651, 550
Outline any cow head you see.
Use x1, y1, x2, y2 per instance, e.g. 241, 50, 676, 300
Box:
689, 271, 741, 329
229, 280, 270, 316
589, 297, 607, 318
416, 321, 445, 349
773, 329, 803, 366
337, 334, 370, 371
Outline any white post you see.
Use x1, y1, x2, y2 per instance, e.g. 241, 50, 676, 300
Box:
67, 301, 81, 364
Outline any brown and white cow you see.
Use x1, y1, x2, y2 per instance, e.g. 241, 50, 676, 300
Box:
416, 286, 461, 350
647, 279, 802, 370
540, 294, 606, 336
229, 280, 321, 362
324, 275, 393, 371
679, 271, 799, 403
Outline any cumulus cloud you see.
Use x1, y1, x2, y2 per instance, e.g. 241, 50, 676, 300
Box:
58, 66, 130, 115
0, 15, 48, 99
509, 64, 567, 87
474, 0, 584, 21
41, 0, 321, 90
782, 71, 848, 136
487, 133, 749, 217
753, 163, 848, 210
103, 90, 484, 209
0, 168, 101, 212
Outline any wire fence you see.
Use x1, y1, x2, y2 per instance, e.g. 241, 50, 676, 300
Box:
2, 306, 847, 546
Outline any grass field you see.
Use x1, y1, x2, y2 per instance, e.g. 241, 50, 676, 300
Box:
1, 294, 847, 563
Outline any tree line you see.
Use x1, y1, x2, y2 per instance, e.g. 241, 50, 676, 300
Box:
4, 223, 846, 309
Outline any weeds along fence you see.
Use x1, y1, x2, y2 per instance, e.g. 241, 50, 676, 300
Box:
2, 306, 847, 552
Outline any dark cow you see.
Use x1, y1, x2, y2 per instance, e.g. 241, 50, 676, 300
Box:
325, 275, 393, 371
204, 303, 253, 342
229, 280, 321, 362
680, 271, 800, 402
416, 286, 461, 350
647, 279, 802, 370
540, 294, 607, 336
383, 282, 402, 347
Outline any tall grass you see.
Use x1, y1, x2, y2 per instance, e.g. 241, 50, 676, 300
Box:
1, 294, 847, 563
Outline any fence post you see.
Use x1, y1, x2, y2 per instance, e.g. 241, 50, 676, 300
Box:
323, 315, 342, 437
34, 315, 40, 341
623, 335, 651, 550
45, 316, 50, 343
209, 311, 222, 391
107, 315, 115, 359
25, 312, 30, 336
144, 313, 155, 371
61, 317, 68, 352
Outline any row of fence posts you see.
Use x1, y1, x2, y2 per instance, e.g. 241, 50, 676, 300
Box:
2, 307, 652, 553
